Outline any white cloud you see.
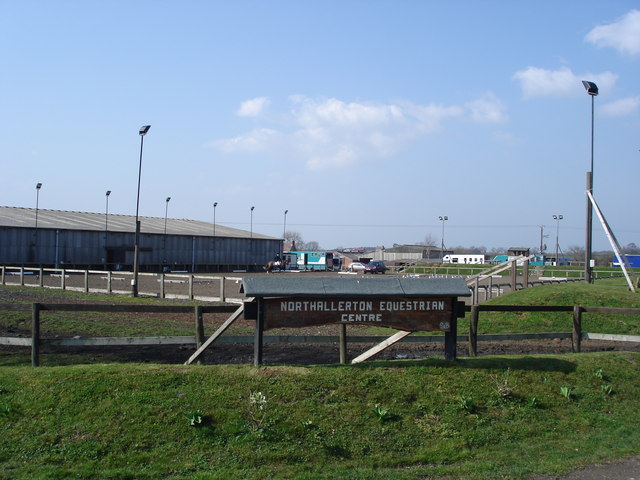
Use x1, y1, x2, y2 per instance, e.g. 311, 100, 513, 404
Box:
465, 93, 507, 123
600, 96, 640, 117
213, 95, 503, 170
512, 66, 618, 98
585, 10, 640, 56
236, 97, 270, 117
213, 127, 280, 153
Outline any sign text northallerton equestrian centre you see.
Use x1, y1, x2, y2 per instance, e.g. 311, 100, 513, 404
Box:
279, 299, 446, 322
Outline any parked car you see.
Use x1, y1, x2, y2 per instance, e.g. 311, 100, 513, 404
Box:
347, 262, 366, 272
364, 260, 387, 274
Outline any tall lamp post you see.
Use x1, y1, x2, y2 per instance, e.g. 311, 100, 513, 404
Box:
105, 190, 111, 269
439, 215, 448, 262
282, 209, 288, 257
582, 80, 598, 283
249, 206, 255, 266
132, 124, 151, 297
163, 196, 171, 266
213, 202, 218, 238
164, 197, 171, 235
553, 214, 563, 266
34, 183, 43, 261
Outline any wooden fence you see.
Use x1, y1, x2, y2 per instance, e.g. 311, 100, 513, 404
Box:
1, 302, 639, 366
0, 265, 244, 303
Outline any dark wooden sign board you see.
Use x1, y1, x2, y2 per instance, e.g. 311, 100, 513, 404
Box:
242, 276, 471, 366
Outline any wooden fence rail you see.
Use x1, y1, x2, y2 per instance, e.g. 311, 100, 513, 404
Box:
0, 266, 244, 303
1, 303, 639, 366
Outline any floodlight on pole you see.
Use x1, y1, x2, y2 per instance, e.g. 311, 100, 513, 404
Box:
582, 81, 597, 283
105, 190, 111, 269
439, 215, 448, 262
34, 183, 42, 260
283, 209, 288, 256
250, 206, 255, 257
132, 125, 151, 297
553, 214, 563, 266
213, 202, 218, 237
164, 197, 171, 235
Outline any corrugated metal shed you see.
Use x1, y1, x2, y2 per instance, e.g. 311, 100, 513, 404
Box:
0, 206, 276, 239
242, 276, 471, 297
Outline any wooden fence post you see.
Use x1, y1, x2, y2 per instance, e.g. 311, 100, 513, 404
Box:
474, 277, 479, 304
469, 305, 479, 357
219, 277, 226, 303
195, 305, 205, 348
31, 303, 41, 367
189, 275, 194, 300
523, 260, 529, 289
572, 305, 582, 353
20, 267, 24, 286
1, 265, 4, 285
444, 317, 457, 361
39, 267, 44, 287
254, 298, 264, 367
84, 270, 89, 293
61, 269, 66, 290
107, 271, 112, 294
339, 323, 347, 364
510, 260, 517, 292
160, 273, 165, 299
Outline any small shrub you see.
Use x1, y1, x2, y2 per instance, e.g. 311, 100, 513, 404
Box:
372, 403, 395, 423
560, 386, 575, 401
247, 391, 269, 434
493, 368, 515, 399
601, 385, 614, 396
0, 404, 12, 418
458, 396, 475, 413
185, 410, 205, 427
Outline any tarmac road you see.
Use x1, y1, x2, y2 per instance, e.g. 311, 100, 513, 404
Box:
531, 454, 640, 479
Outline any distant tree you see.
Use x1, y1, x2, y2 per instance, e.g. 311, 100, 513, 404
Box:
305, 241, 321, 251
418, 234, 437, 246
284, 231, 321, 251
566, 245, 585, 259
285, 231, 303, 244
451, 245, 487, 254
623, 243, 640, 254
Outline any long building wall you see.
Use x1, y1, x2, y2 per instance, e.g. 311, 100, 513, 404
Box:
0, 227, 281, 272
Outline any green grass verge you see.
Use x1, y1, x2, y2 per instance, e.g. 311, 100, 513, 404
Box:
0, 352, 639, 479
473, 278, 640, 335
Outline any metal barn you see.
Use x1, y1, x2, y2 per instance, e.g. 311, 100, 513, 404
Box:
0, 206, 281, 272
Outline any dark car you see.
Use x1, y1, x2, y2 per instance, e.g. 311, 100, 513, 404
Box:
364, 260, 387, 274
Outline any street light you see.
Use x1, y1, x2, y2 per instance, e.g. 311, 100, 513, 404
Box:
34, 183, 42, 260
553, 214, 563, 266
213, 202, 218, 238
439, 215, 448, 262
250, 206, 255, 258
132, 124, 151, 297
582, 80, 598, 283
105, 190, 111, 269
164, 197, 171, 235
282, 209, 288, 256
35, 183, 42, 229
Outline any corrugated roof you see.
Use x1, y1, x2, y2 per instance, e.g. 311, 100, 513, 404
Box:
242, 276, 471, 297
0, 206, 277, 239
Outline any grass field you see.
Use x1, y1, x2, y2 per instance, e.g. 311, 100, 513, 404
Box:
0, 280, 639, 479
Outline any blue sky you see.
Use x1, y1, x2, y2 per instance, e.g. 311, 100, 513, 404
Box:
1, 1, 639, 252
